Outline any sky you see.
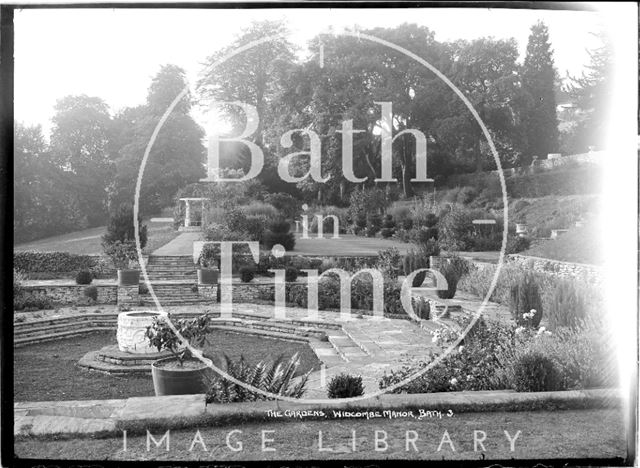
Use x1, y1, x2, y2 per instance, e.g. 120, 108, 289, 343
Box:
14, 6, 607, 137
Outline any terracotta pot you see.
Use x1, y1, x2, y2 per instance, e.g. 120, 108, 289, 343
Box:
197, 268, 219, 285
117, 269, 140, 286
151, 357, 213, 396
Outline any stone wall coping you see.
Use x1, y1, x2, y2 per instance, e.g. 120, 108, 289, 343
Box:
506, 254, 603, 270
15, 387, 622, 437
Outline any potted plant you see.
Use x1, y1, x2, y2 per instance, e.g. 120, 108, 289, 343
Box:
104, 241, 140, 286
146, 313, 214, 396
197, 244, 219, 285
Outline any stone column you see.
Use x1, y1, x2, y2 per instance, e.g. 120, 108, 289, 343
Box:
184, 199, 191, 227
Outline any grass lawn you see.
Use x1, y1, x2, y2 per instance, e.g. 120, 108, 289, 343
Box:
14, 408, 626, 461
291, 233, 415, 257
14, 330, 321, 402
14, 221, 180, 256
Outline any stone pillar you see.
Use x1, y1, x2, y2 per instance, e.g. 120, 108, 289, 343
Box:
117, 285, 139, 305
201, 199, 206, 228
184, 200, 191, 227
199, 284, 218, 301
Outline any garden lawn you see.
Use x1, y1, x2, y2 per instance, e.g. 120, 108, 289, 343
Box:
14, 221, 179, 256
14, 408, 626, 461
291, 233, 414, 257
14, 330, 321, 402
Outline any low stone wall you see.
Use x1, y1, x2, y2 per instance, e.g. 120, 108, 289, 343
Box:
506, 254, 603, 285
21, 284, 118, 305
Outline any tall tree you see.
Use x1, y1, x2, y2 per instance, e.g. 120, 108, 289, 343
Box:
14, 122, 85, 241
112, 65, 206, 215
49, 95, 115, 226
522, 21, 559, 160
197, 20, 296, 189
563, 32, 612, 153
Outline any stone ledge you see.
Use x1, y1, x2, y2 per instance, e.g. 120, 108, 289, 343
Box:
14, 388, 622, 438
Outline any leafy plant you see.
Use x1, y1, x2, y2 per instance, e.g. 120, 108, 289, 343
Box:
83, 285, 98, 301
102, 240, 138, 270
102, 202, 147, 250
146, 313, 213, 366
509, 271, 543, 327
511, 352, 560, 392
376, 247, 402, 279
546, 279, 588, 330
402, 250, 429, 287
75, 269, 93, 285
240, 267, 255, 283
205, 353, 310, 403
285, 267, 299, 282
263, 219, 295, 250
327, 373, 364, 398
436, 262, 459, 299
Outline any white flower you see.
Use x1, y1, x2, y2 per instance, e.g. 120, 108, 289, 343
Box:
544, 330, 552, 336
536, 326, 546, 336
515, 326, 525, 335
450, 378, 458, 386
458, 345, 465, 352
530, 309, 537, 314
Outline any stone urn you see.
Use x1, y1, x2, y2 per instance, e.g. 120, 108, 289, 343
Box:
515, 223, 528, 237
116, 310, 168, 354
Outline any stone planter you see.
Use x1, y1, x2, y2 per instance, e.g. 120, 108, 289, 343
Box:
197, 268, 219, 285
515, 223, 528, 236
117, 269, 140, 286
151, 357, 213, 396
116, 310, 168, 354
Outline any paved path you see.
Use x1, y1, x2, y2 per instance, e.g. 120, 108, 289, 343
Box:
151, 232, 201, 256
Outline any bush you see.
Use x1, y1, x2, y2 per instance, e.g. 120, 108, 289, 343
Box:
376, 247, 402, 279
327, 373, 364, 398
203, 223, 246, 242
102, 202, 147, 250
102, 240, 138, 270
366, 213, 382, 237
285, 267, 299, 283
205, 353, 310, 403
264, 192, 301, 219
240, 201, 279, 219
511, 352, 560, 392
14, 294, 53, 311
240, 267, 255, 283
402, 250, 429, 287
505, 235, 531, 254
244, 215, 267, 242
509, 271, 543, 327
456, 186, 478, 204
263, 231, 295, 251
139, 283, 149, 295
225, 208, 249, 233
436, 262, 459, 299
13, 269, 25, 297
546, 279, 588, 330
75, 270, 93, 285
84, 285, 98, 301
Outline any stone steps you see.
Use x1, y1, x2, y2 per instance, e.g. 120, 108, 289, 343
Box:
15, 327, 113, 347
327, 333, 369, 362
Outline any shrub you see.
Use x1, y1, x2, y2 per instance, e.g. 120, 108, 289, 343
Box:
102, 241, 138, 270
366, 213, 382, 237
205, 353, 310, 403
203, 223, 246, 242
244, 215, 267, 242
83, 285, 98, 301
102, 202, 147, 250
285, 267, 299, 283
13, 269, 25, 297
75, 270, 93, 285
263, 219, 295, 250
139, 283, 149, 295
509, 271, 543, 327
456, 186, 478, 204
240, 267, 255, 283
402, 250, 429, 287
327, 373, 364, 398
225, 208, 249, 233
511, 352, 560, 392
546, 279, 587, 330
264, 192, 301, 219
14, 294, 53, 311
435, 262, 459, 299
240, 201, 279, 219
376, 247, 402, 279
505, 235, 531, 254
387, 205, 412, 229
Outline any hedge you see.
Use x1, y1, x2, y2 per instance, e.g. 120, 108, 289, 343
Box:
14, 251, 101, 273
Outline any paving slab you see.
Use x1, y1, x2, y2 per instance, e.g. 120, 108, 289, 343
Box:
111, 394, 206, 421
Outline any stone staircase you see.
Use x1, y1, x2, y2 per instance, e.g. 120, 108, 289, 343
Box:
144, 255, 197, 282
142, 282, 203, 305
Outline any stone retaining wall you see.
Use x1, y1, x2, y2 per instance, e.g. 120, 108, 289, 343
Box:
505, 254, 603, 284
21, 284, 118, 305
